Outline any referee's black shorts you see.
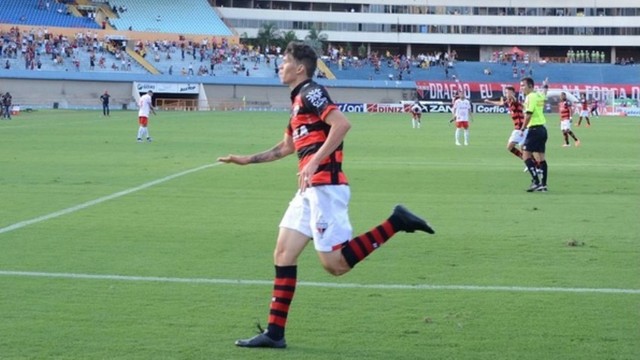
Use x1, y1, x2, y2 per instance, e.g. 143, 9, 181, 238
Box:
522, 125, 547, 153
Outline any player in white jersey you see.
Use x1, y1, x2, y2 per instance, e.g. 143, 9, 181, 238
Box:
410, 100, 423, 129
452, 92, 472, 145
137, 90, 156, 142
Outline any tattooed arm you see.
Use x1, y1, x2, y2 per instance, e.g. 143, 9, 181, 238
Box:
217, 133, 295, 165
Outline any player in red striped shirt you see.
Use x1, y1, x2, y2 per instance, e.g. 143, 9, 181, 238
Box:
218, 42, 434, 349
485, 86, 526, 160
577, 93, 591, 127
559, 92, 580, 147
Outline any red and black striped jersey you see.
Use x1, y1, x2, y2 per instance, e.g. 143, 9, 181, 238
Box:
559, 100, 572, 120
287, 79, 348, 186
580, 98, 589, 110
506, 98, 525, 130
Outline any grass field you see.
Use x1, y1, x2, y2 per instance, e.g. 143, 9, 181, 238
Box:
0, 109, 639, 359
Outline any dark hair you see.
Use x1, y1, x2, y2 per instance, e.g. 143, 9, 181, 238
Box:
520, 77, 534, 88
505, 86, 515, 92
284, 42, 317, 78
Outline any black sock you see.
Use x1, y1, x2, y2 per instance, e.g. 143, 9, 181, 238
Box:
510, 147, 522, 159
563, 132, 569, 144
266, 265, 297, 340
539, 161, 548, 186
569, 131, 578, 141
525, 158, 539, 184
341, 220, 397, 268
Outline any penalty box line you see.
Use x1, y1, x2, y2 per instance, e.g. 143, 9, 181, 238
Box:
0, 163, 221, 235
0, 270, 639, 295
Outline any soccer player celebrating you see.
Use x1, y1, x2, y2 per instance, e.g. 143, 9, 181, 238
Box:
218, 42, 435, 349
520, 77, 549, 192
452, 91, 472, 145
484, 86, 526, 160
559, 92, 580, 147
410, 100, 423, 129
577, 93, 591, 127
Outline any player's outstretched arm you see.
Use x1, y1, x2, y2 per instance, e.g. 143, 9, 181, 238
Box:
541, 77, 549, 96
218, 134, 295, 165
484, 97, 504, 106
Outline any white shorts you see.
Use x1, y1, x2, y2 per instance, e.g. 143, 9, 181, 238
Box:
560, 119, 572, 131
580, 110, 589, 117
508, 128, 527, 146
279, 185, 353, 252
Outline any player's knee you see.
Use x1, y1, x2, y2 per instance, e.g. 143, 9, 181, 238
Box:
322, 263, 349, 276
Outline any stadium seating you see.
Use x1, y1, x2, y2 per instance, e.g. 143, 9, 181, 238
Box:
328, 60, 640, 85
109, 0, 232, 36
0, 0, 100, 29
148, 50, 277, 78
1, 46, 147, 74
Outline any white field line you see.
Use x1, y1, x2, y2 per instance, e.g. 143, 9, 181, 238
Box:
0, 163, 221, 235
0, 270, 638, 295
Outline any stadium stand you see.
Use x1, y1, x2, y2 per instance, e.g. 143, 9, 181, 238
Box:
0, 0, 100, 29
1, 1, 636, 86
327, 59, 640, 85
146, 44, 278, 77
109, 0, 232, 36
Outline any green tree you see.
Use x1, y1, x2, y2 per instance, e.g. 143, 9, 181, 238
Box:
304, 25, 328, 56
344, 42, 353, 56
358, 43, 367, 58
279, 30, 299, 49
256, 22, 281, 52
239, 32, 255, 48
